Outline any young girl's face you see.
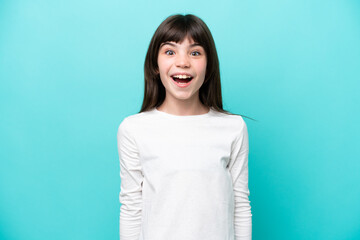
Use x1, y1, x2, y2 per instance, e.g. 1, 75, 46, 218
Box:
157, 36, 207, 103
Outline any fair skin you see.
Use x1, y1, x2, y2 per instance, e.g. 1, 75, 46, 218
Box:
156, 36, 210, 116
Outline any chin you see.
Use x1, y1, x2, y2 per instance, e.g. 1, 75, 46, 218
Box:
170, 91, 193, 100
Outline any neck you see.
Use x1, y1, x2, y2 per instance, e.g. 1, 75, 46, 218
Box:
157, 95, 209, 116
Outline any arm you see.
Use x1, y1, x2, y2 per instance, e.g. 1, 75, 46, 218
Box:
117, 119, 144, 240
228, 120, 252, 240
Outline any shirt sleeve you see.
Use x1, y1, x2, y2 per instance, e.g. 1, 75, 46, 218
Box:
117, 119, 144, 240
228, 119, 252, 240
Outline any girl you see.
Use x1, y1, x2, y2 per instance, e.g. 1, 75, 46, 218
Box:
117, 14, 252, 240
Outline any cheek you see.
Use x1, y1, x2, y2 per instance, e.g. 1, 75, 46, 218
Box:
196, 61, 207, 75
158, 57, 171, 72
157, 55, 164, 70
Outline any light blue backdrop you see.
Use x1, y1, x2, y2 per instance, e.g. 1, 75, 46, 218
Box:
1, 0, 359, 239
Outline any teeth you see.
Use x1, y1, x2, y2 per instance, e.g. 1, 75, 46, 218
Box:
173, 75, 192, 79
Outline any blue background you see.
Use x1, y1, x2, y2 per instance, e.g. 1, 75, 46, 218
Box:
1, 0, 359, 239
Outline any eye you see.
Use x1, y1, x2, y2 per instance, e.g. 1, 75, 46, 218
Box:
191, 51, 201, 56
165, 50, 175, 55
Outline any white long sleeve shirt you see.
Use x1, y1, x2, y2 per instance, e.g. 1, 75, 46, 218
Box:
117, 107, 252, 240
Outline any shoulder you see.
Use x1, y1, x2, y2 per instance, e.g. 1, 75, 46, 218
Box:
117, 110, 153, 136
213, 110, 247, 133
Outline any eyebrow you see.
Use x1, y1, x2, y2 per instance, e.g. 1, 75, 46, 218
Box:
160, 42, 203, 48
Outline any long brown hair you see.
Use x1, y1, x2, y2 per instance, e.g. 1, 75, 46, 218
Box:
140, 13, 256, 121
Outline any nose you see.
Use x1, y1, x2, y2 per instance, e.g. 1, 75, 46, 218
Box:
175, 52, 190, 68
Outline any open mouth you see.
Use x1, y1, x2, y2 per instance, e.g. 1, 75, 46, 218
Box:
171, 76, 193, 84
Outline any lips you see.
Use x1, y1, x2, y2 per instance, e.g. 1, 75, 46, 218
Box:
170, 73, 194, 83
172, 78, 192, 87
172, 77, 193, 83
170, 72, 193, 78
